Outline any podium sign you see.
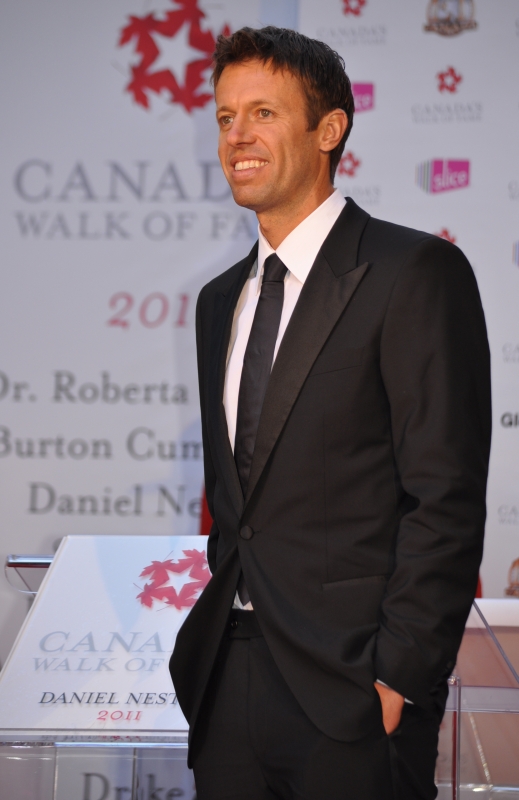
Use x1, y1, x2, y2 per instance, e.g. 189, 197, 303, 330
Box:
0, 535, 209, 741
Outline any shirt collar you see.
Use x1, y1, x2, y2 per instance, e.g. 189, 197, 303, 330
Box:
254, 189, 346, 290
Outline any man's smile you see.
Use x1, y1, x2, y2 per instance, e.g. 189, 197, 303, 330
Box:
233, 159, 269, 172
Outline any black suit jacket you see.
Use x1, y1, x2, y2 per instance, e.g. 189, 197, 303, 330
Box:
170, 198, 491, 761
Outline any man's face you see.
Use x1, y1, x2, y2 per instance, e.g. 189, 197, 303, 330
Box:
215, 60, 325, 215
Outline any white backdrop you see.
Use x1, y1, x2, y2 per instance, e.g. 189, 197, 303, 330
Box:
1, 0, 518, 665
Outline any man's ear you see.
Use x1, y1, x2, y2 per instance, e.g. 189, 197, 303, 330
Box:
319, 109, 348, 154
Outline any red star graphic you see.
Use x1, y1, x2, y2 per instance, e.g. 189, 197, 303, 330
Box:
437, 67, 462, 94
337, 151, 361, 178
119, 0, 231, 113
435, 228, 457, 244
343, 0, 367, 15
136, 549, 211, 610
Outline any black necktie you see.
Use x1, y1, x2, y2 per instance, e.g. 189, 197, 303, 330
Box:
234, 253, 287, 604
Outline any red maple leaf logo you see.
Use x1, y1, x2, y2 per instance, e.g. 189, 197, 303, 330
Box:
136, 549, 211, 610
437, 66, 462, 94
435, 228, 456, 244
337, 151, 361, 178
118, 0, 231, 113
343, 0, 367, 16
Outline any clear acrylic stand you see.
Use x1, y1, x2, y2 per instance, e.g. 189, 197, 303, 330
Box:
2, 555, 518, 799
436, 601, 519, 799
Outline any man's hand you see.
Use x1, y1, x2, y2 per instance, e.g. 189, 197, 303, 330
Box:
374, 682, 405, 735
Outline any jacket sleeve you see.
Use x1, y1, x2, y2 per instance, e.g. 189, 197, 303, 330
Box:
196, 287, 219, 575
374, 236, 491, 709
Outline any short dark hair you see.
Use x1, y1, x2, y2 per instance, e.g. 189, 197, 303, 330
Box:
211, 26, 354, 181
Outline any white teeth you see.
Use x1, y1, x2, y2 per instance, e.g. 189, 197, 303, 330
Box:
234, 160, 268, 171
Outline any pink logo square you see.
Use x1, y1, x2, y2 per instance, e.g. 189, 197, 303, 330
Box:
352, 83, 375, 112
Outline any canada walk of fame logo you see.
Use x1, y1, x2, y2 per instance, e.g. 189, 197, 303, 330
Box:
412, 67, 480, 123
320, 1, 384, 46
435, 228, 456, 243
437, 66, 462, 93
136, 549, 210, 610
118, 0, 230, 113
352, 83, 375, 112
337, 151, 361, 178
424, 0, 477, 37
343, 0, 367, 15
416, 159, 470, 193
336, 151, 379, 205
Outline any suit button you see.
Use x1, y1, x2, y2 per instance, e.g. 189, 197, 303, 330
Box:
230, 619, 238, 630
239, 526, 254, 540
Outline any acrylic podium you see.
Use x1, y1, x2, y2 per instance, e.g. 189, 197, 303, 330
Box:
1, 536, 518, 799
436, 599, 519, 799
0, 535, 205, 799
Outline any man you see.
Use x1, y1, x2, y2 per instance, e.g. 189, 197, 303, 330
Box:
170, 26, 491, 800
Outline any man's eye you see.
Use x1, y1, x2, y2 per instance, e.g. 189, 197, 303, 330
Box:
259, 109, 272, 118
220, 116, 233, 126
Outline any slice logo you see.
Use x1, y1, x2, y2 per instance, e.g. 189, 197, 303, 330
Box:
437, 66, 462, 93
118, 0, 230, 113
424, 0, 477, 37
352, 83, 375, 112
513, 241, 519, 266
343, 0, 367, 15
435, 228, 456, 243
136, 549, 211, 610
416, 159, 470, 193
337, 151, 361, 178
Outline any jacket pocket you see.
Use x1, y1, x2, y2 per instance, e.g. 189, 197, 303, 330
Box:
322, 574, 388, 591
309, 345, 365, 377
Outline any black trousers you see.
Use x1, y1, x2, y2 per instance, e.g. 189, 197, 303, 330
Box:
191, 611, 440, 800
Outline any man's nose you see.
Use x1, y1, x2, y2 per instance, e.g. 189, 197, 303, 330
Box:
225, 115, 255, 147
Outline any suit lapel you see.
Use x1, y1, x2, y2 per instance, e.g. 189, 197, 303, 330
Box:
208, 244, 258, 519
245, 198, 370, 506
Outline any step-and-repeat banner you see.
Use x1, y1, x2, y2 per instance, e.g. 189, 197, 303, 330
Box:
1, 0, 518, 663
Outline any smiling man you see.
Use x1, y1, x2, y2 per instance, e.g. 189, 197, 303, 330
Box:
170, 26, 491, 800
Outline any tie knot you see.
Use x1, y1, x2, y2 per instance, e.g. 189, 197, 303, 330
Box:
262, 253, 287, 284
